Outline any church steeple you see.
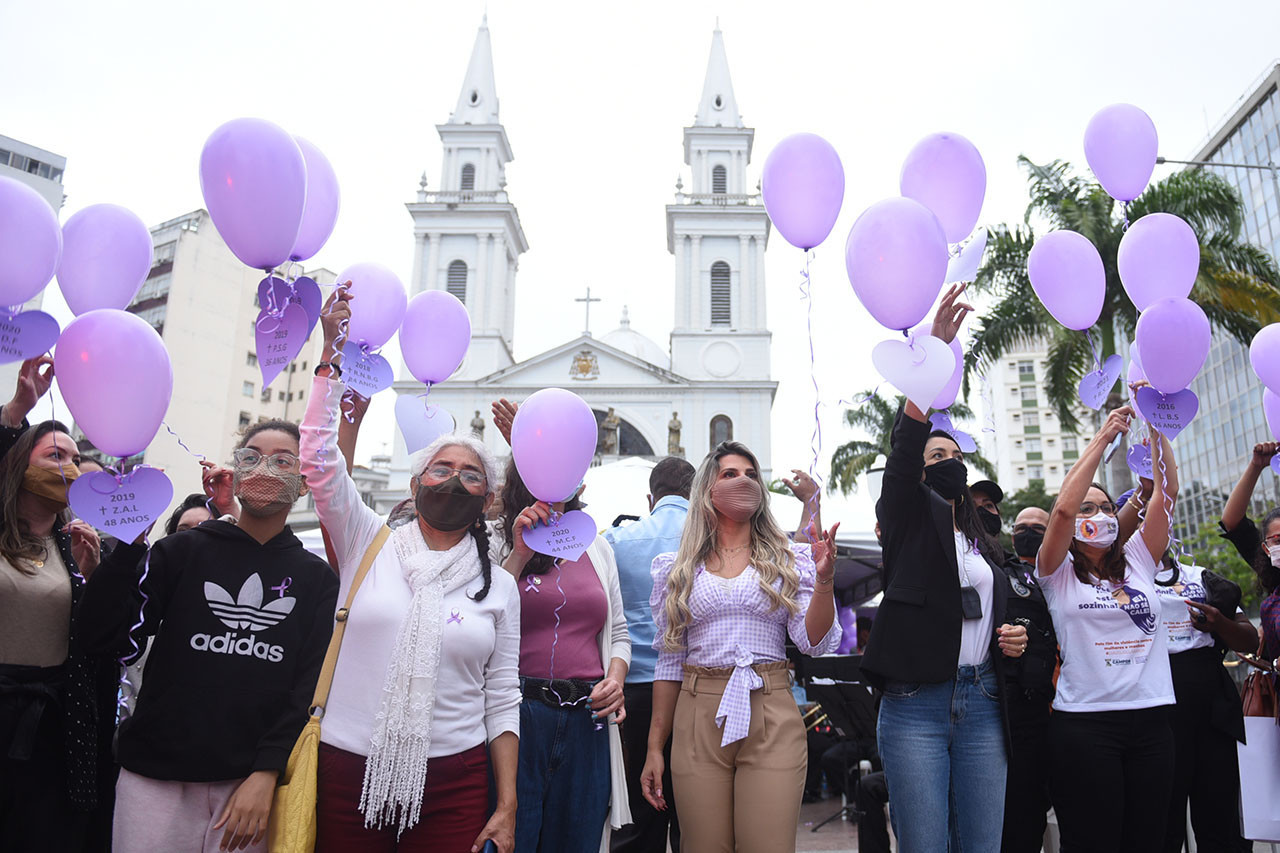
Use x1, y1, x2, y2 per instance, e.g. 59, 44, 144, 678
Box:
693, 27, 742, 128
450, 15, 500, 126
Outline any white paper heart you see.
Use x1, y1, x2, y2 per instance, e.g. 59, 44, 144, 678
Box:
395, 394, 456, 453
871, 335, 957, 414
946, 228, 987, 284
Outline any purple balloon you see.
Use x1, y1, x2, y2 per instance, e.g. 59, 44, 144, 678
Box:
1117, 213, 1199, 311
1264, 388, 1280, 441
1250, 323, 1280, 393
0, 176, 61, 308
899, 132, 987, 244
1134, 297, 1210, 395
912, 321, 963, 409
761, 133, 845, 250
835, 606, 858, 654
1084, 104, 1158, 203
57, 204, 153, 315
55, 309, 172, 458
1027, 230, 1105, 331
199, 118, 307, 270
845, 197, 949, 331
401, 290, 471, 384
335, 262, 407, 350
290, 136, 340, 262
510, 388, 598, 503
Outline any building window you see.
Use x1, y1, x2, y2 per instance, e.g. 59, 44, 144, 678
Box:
1027, 438, 1042, 453
1020, 387, 1037, 402
242, 381, 254, 397
710, 415, 733, 446
260, 388, 272, 402
712, 164, 727, 194
129, 303, 167, 334
1024, 412, 1039, 427
238, 411, 251, 428
710, 261, 731, 327
135, 272, 172, 303
1029, 464, 1044, 479
460, 163, 476, 191
278, 391, 285, 401
246, 352, 257, 367
1063, 436, 1077, 451
1018, 360, 1035, 380
1009, 386, 1019, 398
446, 260, 468, 302
153, 241, 176, 265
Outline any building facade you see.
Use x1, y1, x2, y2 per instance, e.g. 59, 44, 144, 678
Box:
981, 340, 1078, 495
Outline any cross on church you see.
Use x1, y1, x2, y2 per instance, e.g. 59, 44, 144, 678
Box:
576, 287, 602, 336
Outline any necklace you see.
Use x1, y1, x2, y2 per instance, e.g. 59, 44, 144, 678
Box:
717, 543, 750, 556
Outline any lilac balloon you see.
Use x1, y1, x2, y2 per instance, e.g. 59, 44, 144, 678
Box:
400, 290, 471, 384
899, 132, 987, 244
912, 322, 963, 409
1026, 230, 1105, 331
1126, 357, 1145, 388
0, 176, 61, 307
1250, 323, 1280, 392
845, 197, 949, 331
1084, 104, 1158, 202
290, 136, 340, 262
199, 118, 307, 270
761, 133, 845, 250
1117, 213, 1199, 311
336, 262, 407, 350
510, 388, 598, 503
55, 309, 172, 458
1134, 298, 1210, 395
57, 204, 153, 315
1129, 338, 1143, 375
1264, 388, 1280, 441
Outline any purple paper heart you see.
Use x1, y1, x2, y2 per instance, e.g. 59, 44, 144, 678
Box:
257, 276, 322, 337
343, 349, 394, 399
1270, 455, 1280, 476
69, 467, 174, 545
394, 394, 456, 453
1126, 444, 1153, 479
928, 411, 977, 453
522, 509, 597, 562
1077, 354, 1122, 410
0, 311, 60, 364
1135, 386, 1199, 440
255, 304, 309, 389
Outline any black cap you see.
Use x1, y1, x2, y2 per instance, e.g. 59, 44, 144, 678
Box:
969, 480, 1003, 504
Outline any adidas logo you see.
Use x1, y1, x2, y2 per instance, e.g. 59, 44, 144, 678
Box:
188, 574, 294, 663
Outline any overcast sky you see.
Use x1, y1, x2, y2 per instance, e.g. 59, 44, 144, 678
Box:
5, 0, 1279, 529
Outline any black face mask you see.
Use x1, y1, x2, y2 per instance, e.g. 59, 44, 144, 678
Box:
416, 476, 486, 532
1013, 529, 1044, 560
979, 509, 1003, 537
923, 458, 968, 501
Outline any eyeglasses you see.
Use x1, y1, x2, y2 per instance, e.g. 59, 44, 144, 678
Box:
1012, 523, 1047, 534
422, 464, 486, 488
1264, 533, 1280, 548
1078, 501, 1118, 517
233, 448, 300, 473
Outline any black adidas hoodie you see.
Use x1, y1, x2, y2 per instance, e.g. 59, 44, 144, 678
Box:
75, 520, 338, 782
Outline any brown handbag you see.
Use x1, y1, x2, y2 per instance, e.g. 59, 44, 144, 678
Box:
1240, 636, 1278, 720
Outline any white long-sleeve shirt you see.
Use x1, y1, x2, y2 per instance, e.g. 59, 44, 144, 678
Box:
300, 376, 520, 758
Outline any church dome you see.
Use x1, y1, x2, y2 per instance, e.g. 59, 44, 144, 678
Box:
602, 307, 669, 368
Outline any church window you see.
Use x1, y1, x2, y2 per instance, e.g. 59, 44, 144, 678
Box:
712, 165, 727, 194
447, 260, 468, 302
461, 163, 476, 191
710, 415, 733, 447
710, 261, 731, 326
469, 89, 480, 105
714, 95, 723, 109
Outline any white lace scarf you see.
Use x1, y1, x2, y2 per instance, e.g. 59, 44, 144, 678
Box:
359, 522, 482, 832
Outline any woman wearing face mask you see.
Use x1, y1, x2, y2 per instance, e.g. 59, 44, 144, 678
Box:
300, 289, 520, 852
859, 285, 1028, 853
75, 419, 339, 853
1220, 442, 1280, 683
1036, 405, 1178, 853
0, 358, 116, 851
639, 441, 842, 853
497, 457, 631, 853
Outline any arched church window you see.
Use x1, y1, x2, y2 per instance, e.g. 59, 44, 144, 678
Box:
447, 260, 468, 302
710, 415, 733, 447
460, 163, 476, 191
712, 164, 727, 195
710, 261, 731, 327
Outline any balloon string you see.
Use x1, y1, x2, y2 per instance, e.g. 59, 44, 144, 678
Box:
980, 373, 997, 434
1084, 328, 1103, 371
117, 534, 153, 722
1123, 201, 1131, 232
316, 293, 350, 475
545, 555, 603, 729
798, 250, 825, 503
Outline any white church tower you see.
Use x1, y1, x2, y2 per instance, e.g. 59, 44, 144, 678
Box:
404, 16, 529, 380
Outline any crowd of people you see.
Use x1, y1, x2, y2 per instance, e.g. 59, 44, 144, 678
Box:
0, 285, 1274, 853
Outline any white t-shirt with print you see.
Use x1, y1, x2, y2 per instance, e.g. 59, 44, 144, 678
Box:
1154, 562, 1242, 655
954, 532, 995, 667
1037, 536, 1175, 712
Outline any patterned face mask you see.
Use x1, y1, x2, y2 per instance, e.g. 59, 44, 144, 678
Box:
1074, 512, 1118, 548
234, 466, 304, 517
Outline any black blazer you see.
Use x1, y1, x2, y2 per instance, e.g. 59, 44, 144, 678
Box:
861, 410, 1011, 714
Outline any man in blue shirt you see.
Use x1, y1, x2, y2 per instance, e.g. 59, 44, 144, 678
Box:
606, 456, 694, 853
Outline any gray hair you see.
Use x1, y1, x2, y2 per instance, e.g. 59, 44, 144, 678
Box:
409, 433, 500, 496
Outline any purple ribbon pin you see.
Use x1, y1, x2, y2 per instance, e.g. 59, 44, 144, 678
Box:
271, 577, 292, 598
447, 608, 463, 624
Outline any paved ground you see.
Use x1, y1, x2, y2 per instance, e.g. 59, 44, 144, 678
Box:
796, 797, 860, 852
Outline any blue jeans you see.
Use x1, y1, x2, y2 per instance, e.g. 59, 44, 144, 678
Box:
515, 697, 610, 853
876, 661, 1006, 853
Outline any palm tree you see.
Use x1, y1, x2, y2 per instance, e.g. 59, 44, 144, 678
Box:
828, 392, 996, 495
963, 157, 1280, 431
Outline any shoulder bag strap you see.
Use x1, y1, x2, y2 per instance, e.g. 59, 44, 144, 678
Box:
309, 525, 392, 714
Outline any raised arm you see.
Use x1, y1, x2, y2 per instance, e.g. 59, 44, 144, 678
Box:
1140, 421, 1175, 563
1223, 442, 1276, 533
783, 470, 821, 543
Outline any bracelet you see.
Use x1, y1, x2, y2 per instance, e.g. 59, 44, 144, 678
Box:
314, 361, 342, 379
815, 576, 834, 587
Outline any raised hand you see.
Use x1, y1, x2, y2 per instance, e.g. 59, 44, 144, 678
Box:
811, 521, 841, 585
491, 398, 519, 446
782, 469, 819, 504
929, 283, 974, 345
3, 356, 54, 427
319, 283, 352, 358
1097, 405, 1133, 445
1251, 442, 1280, 470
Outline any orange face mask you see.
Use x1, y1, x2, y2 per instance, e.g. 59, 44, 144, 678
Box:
22, 464, 81, 510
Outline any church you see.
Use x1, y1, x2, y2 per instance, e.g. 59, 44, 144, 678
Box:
388, 18, 777, 485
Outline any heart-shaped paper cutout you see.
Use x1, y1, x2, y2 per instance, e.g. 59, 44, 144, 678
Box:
256, 304, 310, 389
69, 467, 174, 545
1078, 354, 1122, 410
928, 411, 977, 453
343, 349, 394, 399
0, 311, 60, 364
871, 335, 956, 414
522, 509, 597, 562
258, 276, 322, 333
1127, 444, 1153, 479
946, 228, 987, 284
395, 394, 456, 453
1135, 386, 1199, 440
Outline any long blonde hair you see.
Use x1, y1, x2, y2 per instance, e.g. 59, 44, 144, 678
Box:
660, 441, 798, 651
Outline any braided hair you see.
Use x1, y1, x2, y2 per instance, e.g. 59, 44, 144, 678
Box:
469, 515, 494, 602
